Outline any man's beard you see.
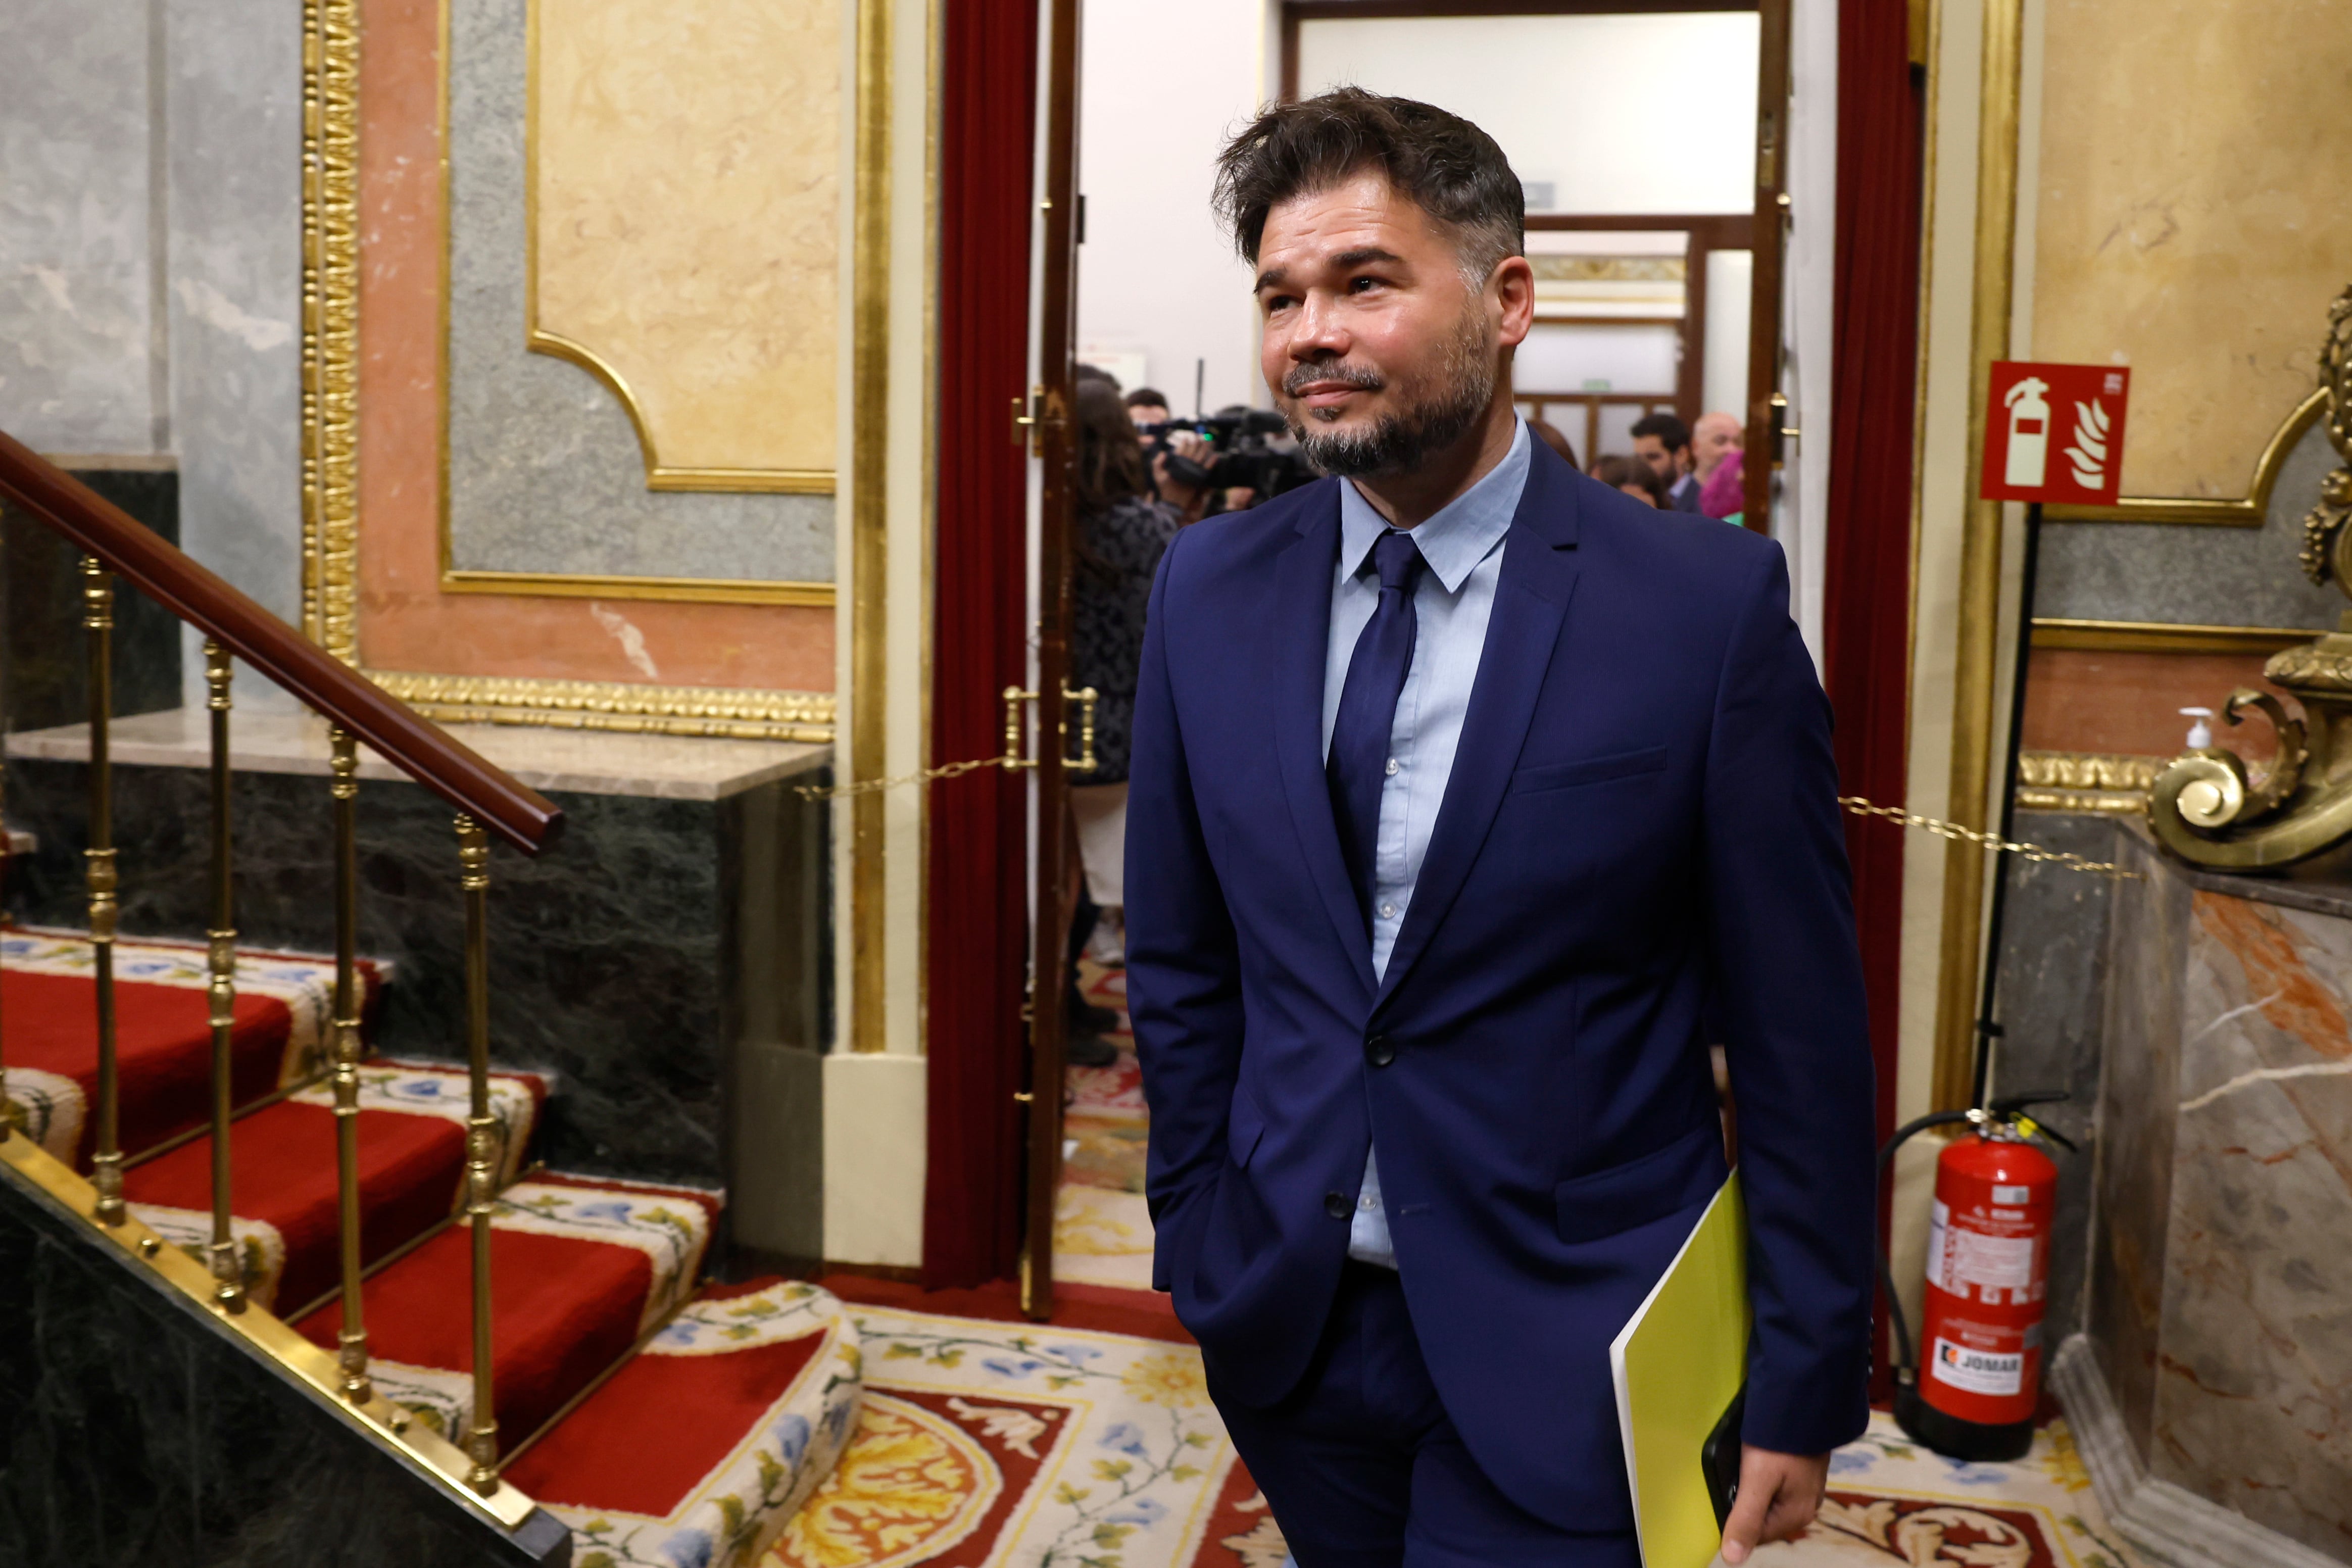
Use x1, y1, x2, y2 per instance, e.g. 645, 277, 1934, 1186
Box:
1281, 306, 1496, 479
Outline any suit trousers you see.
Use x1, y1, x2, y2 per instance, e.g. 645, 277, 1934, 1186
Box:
1209, 1261, 1644, 1568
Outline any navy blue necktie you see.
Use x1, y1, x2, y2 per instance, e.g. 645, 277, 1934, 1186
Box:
1328, 529, 1426, 928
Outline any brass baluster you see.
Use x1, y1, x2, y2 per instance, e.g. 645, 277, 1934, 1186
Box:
204, 642, 244, 1310
83, 558, 123, 1225
455, 813, 501, 1493
328, 728, 370, 1398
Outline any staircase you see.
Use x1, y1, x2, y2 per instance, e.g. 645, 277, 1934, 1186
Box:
0, 433, 861, 1566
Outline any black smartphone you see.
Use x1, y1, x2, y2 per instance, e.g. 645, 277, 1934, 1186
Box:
1700, 1384, 1746, 1528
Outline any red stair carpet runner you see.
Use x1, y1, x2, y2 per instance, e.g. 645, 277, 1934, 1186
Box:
1, 928, 866, 1565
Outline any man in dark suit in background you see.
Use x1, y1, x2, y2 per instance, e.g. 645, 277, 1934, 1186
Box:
1126, 87, 1876, 1567
1631, 410, 1702, 511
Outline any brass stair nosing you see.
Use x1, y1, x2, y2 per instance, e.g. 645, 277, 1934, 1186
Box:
0, 1132, 542, 1532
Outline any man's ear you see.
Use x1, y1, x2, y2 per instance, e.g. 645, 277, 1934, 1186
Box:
1491, 254, 1536, 348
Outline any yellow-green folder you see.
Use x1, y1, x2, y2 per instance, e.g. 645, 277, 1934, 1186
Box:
1609, 1172, 1749, 1568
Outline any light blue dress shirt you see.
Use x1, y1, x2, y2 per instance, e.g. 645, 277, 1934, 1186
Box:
1321, 419, 1531, 1268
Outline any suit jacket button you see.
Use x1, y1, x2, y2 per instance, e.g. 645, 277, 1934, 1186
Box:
1365, 1034, 1396, 1067
1324, 1191, 1350, 1219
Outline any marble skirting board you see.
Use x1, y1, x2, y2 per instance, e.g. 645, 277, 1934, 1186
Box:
2080, 825, 2352, 1562
0, 735, 831, 1264
0, 1157, 570, 1567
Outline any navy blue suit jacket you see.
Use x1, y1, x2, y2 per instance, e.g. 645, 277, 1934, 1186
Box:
1125, 439, 1876, 1530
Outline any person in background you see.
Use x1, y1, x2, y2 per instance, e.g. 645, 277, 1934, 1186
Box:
1590, 453, 1666, 507
1065, 377, 1182, 1066
1125, 387, 1173, 429
1630, 411, 1698, 510
1528, 416, 1579, 469
1691, 410, 1745, 494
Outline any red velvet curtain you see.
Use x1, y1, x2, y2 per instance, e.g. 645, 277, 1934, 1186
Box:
1827, 0, 1926, 1383
924, 0, 1039, 1288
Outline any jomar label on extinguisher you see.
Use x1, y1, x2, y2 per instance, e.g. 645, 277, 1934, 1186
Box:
1930, 1337, 2024, 1396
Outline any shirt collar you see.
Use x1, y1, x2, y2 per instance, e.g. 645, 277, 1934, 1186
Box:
1336, 418, 1530, 594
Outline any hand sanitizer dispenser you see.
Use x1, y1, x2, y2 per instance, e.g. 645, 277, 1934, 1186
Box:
2180, 706, 2216, 750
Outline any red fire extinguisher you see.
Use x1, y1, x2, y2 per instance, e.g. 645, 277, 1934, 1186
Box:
1881, 1099, 2071, 1462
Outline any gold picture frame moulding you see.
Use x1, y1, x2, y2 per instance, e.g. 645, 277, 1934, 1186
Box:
2044, 387, 2327, 527
302, 3, 837, 738
2028, 619, 2322, 656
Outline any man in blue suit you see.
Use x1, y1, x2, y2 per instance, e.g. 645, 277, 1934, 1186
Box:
1126, 89, 1876, 1567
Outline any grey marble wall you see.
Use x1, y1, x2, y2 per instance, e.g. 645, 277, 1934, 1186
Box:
443, 0, 834, 585
0, 1162, 571, 1566
0, 0, 165, 455
161, 0, 305, 638
2037, 422, 2345, 630
1, 1, 307, 709
2077, 827, 2352, 1560
1, 755, 832, 1251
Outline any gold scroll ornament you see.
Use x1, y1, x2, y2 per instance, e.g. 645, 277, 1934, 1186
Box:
2148, 282, 2352, 869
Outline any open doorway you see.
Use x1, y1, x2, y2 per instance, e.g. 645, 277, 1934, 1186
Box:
1018, 0, 1787, 1315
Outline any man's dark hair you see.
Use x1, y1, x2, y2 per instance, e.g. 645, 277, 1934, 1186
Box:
1213, 88, 1523, 280
1124, 387, 1169, 410
1630, 412, 1690, 454
1075, 362, 1121, 393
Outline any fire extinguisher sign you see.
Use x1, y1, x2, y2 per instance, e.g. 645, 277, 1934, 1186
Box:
1981, 361, 2131, 505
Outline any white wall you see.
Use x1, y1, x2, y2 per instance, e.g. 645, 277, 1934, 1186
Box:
1294, 13, 1759, 216
1075, 0, 1272, 414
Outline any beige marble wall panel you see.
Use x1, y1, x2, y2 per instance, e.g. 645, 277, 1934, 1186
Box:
531, 0, 840, 481
2032, 0, 2352, 500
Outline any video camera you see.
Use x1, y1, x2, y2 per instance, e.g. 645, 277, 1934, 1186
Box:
1140, 407, 1318, 503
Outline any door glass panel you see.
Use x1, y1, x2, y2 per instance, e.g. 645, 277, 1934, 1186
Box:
1293, 13, 1759, 216
1703, 249, 1754, 419
1517, 322, 1681, 400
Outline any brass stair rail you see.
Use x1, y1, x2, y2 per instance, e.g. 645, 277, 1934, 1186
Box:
204, 640, 245, 1311
0, 430, 562, 854
84, 558, 124, 1226
0, 428, 559, 1531
328, 728, 372, 1400
456, 813, 502, 1494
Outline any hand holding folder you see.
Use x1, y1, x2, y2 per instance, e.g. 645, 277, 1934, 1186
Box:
1610, 1172, 1751, 1568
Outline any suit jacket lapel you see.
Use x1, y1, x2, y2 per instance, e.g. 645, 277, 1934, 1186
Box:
1269, 486, 1379, 1004
1374, 448, 1584, 1012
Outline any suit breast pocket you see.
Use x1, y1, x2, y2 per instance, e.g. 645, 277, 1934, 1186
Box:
1509, 745, 1669, 796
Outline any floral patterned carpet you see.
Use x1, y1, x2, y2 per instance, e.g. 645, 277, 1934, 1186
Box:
762, 1305, 1276, 1568
1056, 964, 1156, 1293
751, 1299, 2137, 1568
1767, 1413, 2140, 1568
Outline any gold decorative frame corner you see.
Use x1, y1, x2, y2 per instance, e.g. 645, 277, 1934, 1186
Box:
302, 0, 837, 742
2043, 386, 2330, 527
512, 0, 837, 510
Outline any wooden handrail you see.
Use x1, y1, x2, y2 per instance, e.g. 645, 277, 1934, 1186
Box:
0, 431, 563, 855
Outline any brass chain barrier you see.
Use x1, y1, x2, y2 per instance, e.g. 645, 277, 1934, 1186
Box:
1839, 796, 2141, 879
795, 685, 1100, 801
795, 753, 1012, 801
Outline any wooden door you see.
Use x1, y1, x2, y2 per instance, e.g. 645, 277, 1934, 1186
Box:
1743, 0, 1792, 524
1019, 0, 1085, 1321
